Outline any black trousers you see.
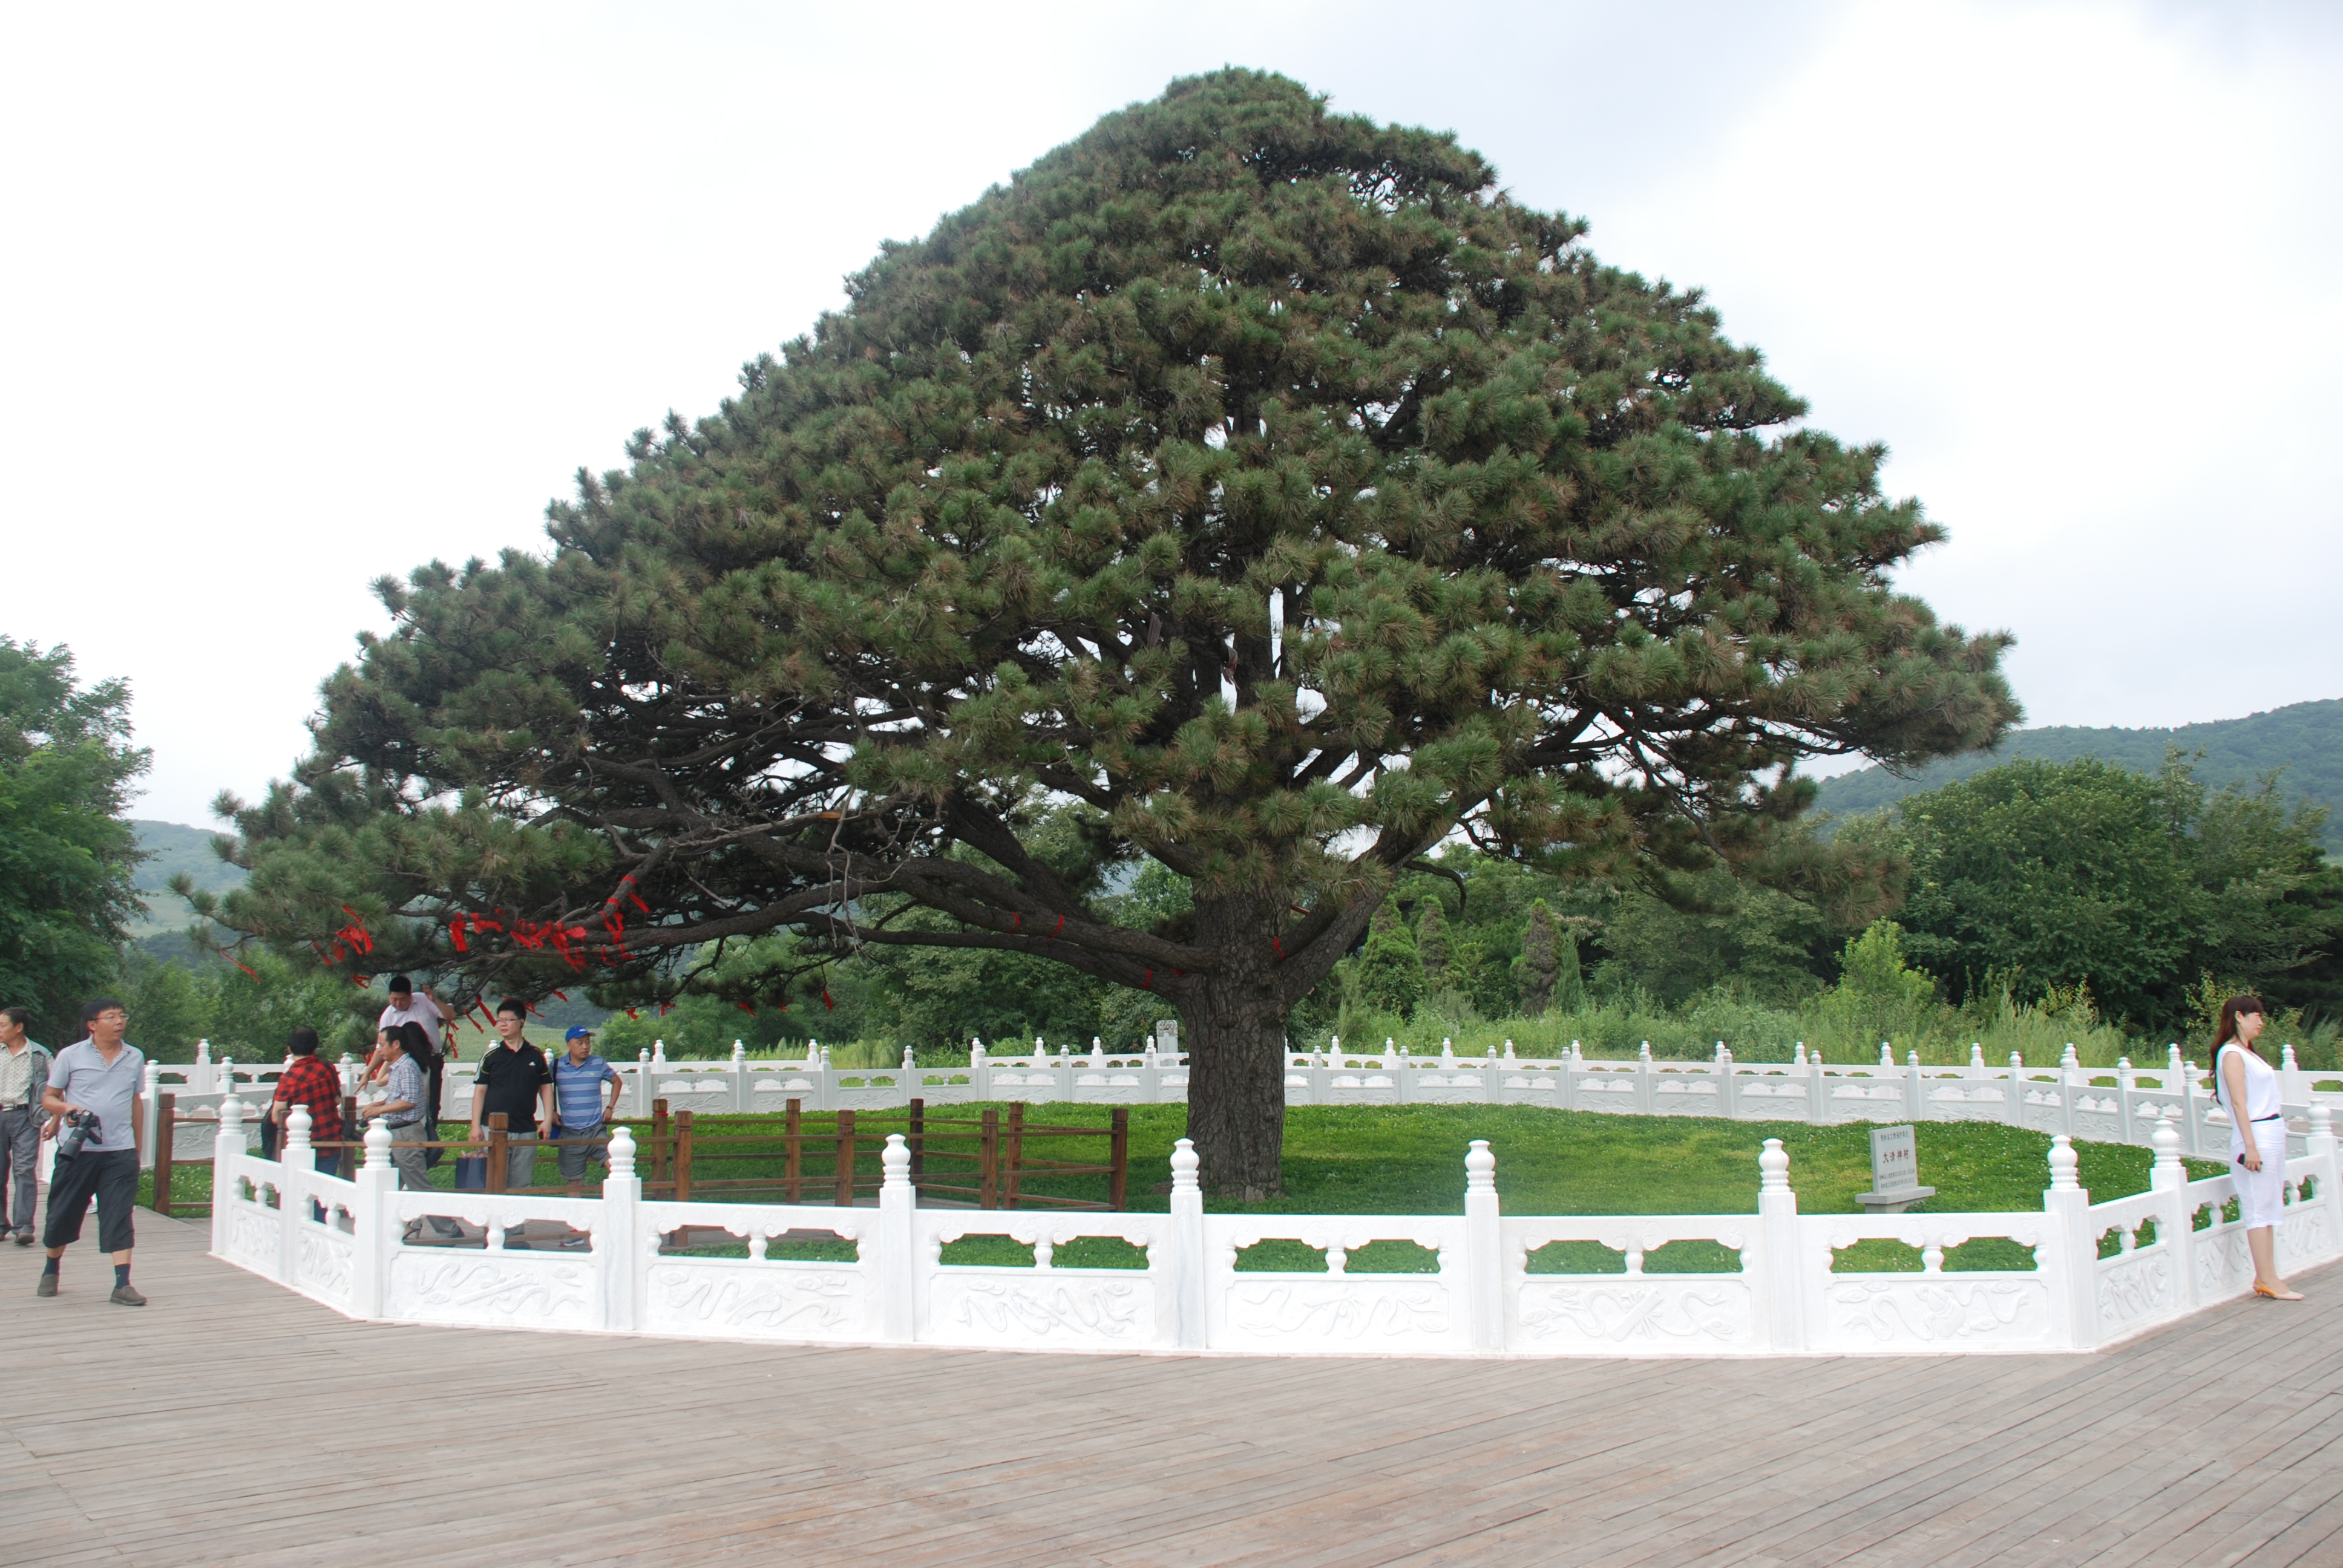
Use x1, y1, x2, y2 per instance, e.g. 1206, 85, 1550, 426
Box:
424, 1058, 446, 1168
43, 1148, 138, 1253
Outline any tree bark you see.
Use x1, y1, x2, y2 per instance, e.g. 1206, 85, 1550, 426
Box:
1179, 891, 1293, 1198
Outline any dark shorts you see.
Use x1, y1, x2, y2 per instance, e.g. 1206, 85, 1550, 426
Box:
44, 1148, 138, 1253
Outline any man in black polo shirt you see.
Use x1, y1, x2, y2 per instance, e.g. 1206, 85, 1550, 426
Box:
468, 999, 553, 1191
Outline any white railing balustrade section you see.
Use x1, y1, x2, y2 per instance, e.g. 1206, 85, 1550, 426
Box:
431, 1036, 2343, 1155
147, 1035, 2343, 1174
210, 1096, 2343, 1357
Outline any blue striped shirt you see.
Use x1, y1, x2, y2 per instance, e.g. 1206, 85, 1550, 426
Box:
551, 1053, 619, 1132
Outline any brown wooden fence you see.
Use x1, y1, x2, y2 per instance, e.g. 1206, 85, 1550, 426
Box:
166, 1096, 1130, 1212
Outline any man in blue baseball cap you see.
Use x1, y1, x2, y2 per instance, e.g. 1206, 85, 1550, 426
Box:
549, 1026, 623, 1192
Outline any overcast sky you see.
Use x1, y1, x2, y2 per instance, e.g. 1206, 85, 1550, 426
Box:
5, 1, 2337, 826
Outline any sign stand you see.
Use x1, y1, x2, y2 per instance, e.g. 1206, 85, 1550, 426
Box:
1856, 1124, 1936, 1213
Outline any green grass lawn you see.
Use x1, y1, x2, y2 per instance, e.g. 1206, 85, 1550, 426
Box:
150, 1103, 2223, 1275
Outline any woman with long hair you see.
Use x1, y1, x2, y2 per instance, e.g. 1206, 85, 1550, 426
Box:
398, 1020, 445, 1166
2214, 995, 2304, 1301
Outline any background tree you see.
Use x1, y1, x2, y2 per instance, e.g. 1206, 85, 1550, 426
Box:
0, 639, 148, 1040
1892, 755, 2336, 1033
194, 70, 2015, 1193
1354, 901, 1425, 1018
1416, 897, 1452, 991
1516, 900, 1560, 1016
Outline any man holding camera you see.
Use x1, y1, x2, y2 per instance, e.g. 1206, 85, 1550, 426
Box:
39, 998, 145, 1306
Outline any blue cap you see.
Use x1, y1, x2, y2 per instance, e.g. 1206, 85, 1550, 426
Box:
565, 1025, 592, 1040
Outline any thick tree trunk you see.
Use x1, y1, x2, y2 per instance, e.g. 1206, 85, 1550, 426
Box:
1179, 892, 1292, 1198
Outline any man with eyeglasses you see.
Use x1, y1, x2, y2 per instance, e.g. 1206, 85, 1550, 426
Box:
39, 999, 146, 1305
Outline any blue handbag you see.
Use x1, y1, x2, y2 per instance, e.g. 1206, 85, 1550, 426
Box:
453, 1153, 487, 1191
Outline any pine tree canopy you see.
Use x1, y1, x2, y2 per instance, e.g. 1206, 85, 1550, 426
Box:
198, 69, 2016, 1192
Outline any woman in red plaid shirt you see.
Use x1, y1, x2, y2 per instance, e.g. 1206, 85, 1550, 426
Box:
269, 1028, 347, 1177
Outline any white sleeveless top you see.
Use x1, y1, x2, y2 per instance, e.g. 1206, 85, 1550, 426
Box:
2216, 1042, 2282, 1136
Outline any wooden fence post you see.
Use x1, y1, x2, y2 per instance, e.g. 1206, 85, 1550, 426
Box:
834, 1108, 856, 1207
152, 1093, 175, 1215
909, 1097, 925, 1185
1109, 1106, 1129, 1212
979, 1109, 998, 1209
785, 1098, 801, 1203
1004, 1102, 1025, 1210
488, 1113, 508, 1194
651, 1098, 669, 1189
675, 1110, 693, 1202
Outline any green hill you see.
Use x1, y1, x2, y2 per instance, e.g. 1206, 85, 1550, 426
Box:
1814, 699, 2343, 850
128, 818, 246, 936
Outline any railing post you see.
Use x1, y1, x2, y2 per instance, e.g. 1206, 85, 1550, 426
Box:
785, 1097, 802, 1203
602, 1125, 642, 1331
1109, 1107, 1129, 1211
979, 1109, 998, 1209
1757, 1137, 1803, 1353
1463, 1140, 1502, 1351
152, 1093, 175, 1214
833, 1108, 854, 1207
908, 1097, 926, 1188
1004, 1102, 1024, 1209
140, 1062, 163, 1171
879, 1133, 916, 1342
2309, 1105, 2341, 1273
674, 1110, 693, 1203
2043, 1136, 2098, 1350
353, 1120, 396, 1318
1167, 1137, 1207, 1350
211, 1094, 246, 1259
281, 1103, 313, 1278
487, 1112, 508, 1194
2149, 1109, 2192, 1317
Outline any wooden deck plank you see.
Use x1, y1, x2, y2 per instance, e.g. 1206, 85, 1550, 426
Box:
2, 1218, 2341, 1566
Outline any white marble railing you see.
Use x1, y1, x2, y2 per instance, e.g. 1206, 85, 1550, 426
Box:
210, 1097, 2342, 1358
149, 1036, 2343, 1174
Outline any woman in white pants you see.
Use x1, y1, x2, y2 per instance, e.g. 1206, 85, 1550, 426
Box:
2215, 995, 2303, 1301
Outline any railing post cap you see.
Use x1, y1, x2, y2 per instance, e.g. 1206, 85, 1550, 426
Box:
1464, 1138, 1496, 1191
2150, 1112, 2183, 1161
2048, 1134, 2080, 1189
1170, 1138, 1200, 1189
882, 1132, 911, 1182
218, 1093, 246, 1128
1758, 1137, 1790, 1190
285, 1102, 313, 1147
607, 1123, 638, 1174
363, 1118, 393, 1166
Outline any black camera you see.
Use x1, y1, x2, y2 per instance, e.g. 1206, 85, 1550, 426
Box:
54, 1109, 102, 1160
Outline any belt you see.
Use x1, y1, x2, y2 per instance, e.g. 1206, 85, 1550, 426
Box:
2253, 1113, 2285, 1122
0, 1103, 28, 1112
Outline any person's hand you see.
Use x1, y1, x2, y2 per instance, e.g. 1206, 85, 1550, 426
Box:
2243, 1149, 2263, 1172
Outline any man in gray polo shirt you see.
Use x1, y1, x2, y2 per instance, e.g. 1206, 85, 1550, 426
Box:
39, 998, 146, 1305
0, 1007, 51, 1246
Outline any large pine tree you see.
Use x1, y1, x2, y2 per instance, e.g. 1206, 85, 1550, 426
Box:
199, 71, 2015, 1194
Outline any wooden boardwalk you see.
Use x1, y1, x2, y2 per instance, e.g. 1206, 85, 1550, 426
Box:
3, 1216, 2339, 1567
